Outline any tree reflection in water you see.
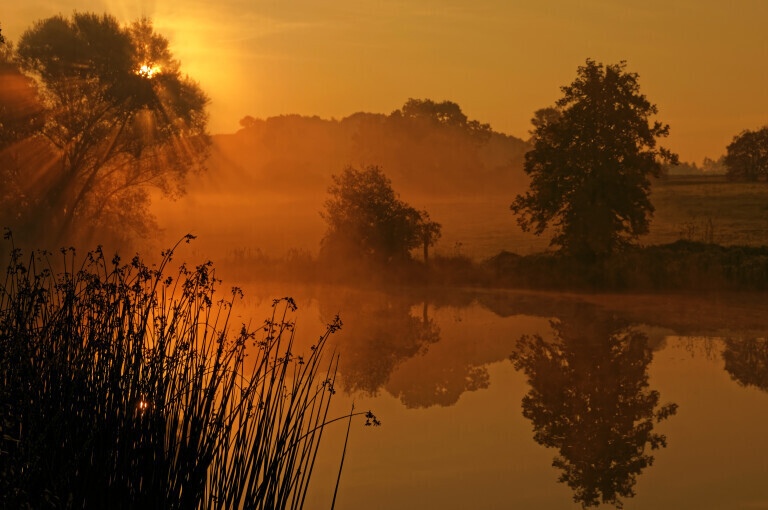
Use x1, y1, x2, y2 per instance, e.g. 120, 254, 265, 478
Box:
385, 301, 491, 408
510, 310, 678, 508
723, 337, 768, 390
320, 294, 440, 395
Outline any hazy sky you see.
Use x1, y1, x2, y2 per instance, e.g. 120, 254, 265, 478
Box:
4, 0, 768, 162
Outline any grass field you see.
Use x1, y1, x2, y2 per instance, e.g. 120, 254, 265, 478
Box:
425, 175, 768, 259
154, 175, 768, 262
649, 175, 768, 247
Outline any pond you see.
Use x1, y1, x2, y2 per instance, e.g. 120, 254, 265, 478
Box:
233, 283, 768, 509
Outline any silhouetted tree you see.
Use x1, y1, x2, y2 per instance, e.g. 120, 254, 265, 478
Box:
528, 107, 561, 140
722, 337, 768, 390
321, 165, 440, 265
511, 60, 677, 261
417, 210, 441, 265
10, 13, 209, 245
391, 98, 492, 142
724, 127, 768, 181
510, 311, 678, 508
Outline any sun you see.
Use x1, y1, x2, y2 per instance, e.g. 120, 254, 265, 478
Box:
136, 64, 161, 78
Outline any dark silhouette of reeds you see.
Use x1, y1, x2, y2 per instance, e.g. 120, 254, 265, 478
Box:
0, 233, 376, 508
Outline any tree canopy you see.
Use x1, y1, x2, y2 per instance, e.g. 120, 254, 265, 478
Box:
320, 165, 441, 265
4, 13, 209, 246
724, 127, 768, 181
511, 60, 677, 260
390, 98, 492, 142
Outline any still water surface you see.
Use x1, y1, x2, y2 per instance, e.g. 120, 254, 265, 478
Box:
234, 283, 768, 509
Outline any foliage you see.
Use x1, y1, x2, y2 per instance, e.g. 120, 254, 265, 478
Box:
724, 127, 768, 181
390, 98, 492, 142
511, 60, 677, 260
228, 99, 528, 196
510, 311, 678, 508
320, 165, 441, 265
723, 337, 768, 391
528, 107, 561, 139
8, 13, 209, 245
0, 235, 377, 508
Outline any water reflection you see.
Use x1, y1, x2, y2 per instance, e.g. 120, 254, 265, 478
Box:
239, 285, 768, 507
319, 293, 440, 395
510, 309, 678, 508
723, 336, 768, 391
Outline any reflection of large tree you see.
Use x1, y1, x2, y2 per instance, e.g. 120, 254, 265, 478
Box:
723, 337, 768, 390
321, 294, 440, 394
510, 311, 677, 508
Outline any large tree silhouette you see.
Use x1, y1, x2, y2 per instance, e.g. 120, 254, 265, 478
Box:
511, 60, 677, 261
9, 13, 209, 245
510, 311, 678, 508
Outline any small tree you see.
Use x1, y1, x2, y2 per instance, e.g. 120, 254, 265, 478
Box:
321, 165, 440, 264
511, 60, 677, 261
724, 127, 768, 181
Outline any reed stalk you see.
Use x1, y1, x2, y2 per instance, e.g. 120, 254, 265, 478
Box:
0, 234, 376, 508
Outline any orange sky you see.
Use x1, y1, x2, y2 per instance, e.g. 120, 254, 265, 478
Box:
4, 0, 768, 162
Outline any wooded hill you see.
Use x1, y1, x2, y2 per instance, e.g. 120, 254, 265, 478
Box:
202, 100, 530, 197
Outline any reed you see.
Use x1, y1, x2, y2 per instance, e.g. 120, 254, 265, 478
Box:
0, 233, 376, 508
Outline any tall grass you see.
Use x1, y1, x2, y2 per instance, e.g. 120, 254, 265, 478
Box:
0, 234, 377, 508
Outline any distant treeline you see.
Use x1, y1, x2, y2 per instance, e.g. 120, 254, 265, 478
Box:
206, 99, 530, 196
663, 156, 726, 176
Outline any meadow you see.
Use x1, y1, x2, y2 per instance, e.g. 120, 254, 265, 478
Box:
649, 175, 768, 247
426, 175, 768, 259
154, 175, 768, 266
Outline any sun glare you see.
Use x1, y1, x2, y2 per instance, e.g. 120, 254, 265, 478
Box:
136, 64, 161, 78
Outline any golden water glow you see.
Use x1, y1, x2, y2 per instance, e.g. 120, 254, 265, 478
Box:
136, 64, 161, 78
